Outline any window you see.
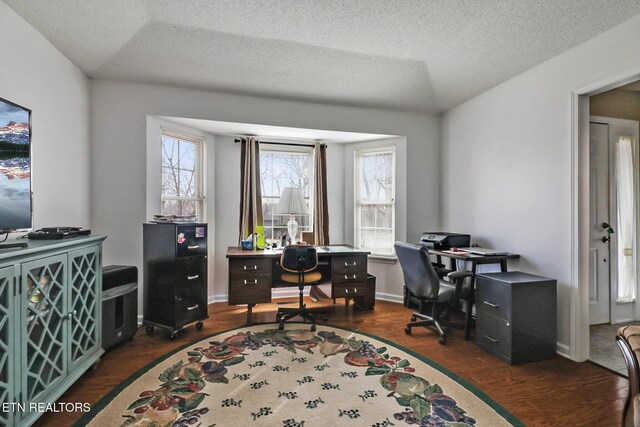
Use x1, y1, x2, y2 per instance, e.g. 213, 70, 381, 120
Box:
355, 146, 395, 255
260, 147, 313, 242
161, 131, 203, 219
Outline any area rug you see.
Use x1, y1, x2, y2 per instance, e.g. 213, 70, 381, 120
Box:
79, 324, 522, 427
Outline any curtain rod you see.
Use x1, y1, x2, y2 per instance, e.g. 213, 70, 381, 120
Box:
234, 138, 326, 148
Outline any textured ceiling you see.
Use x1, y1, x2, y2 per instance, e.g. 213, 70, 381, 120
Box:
5, 0, 640, 112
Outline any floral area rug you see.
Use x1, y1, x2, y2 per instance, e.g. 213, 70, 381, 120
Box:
79, 323, 522, 427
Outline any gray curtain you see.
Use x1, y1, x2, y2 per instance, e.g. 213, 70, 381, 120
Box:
238, 137, 263, 243
312, 142, 330, 245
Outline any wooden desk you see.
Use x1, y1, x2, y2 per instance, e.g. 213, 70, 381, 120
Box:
430, 249, 520, 340
226, 245, 371, 323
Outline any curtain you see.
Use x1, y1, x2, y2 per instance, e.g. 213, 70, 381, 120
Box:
312, 142, 330, 245
616, 136, 636, 303
238, 137, 263, 244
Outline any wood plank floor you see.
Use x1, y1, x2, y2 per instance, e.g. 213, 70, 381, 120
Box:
36, 300, 627, 426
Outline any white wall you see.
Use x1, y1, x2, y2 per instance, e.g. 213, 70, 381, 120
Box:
0, 2, 91, 231
90, 80, 439, 304
441, 14, 640, 358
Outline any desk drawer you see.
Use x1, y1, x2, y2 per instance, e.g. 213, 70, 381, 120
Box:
229, 258, 271, 275
333, 271, 368, 284
333, 281, 372, 299
476, 276, 511, 320
176, 257, 206, 286
229, 273, 271, 305
176, 226, 207, 258
333, 255, 367, 276
476, 310, 512, 362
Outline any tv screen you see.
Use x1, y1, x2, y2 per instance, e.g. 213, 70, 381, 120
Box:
0, 97, 31, 232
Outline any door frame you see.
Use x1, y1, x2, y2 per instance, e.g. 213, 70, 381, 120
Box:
572, 70, 640, 362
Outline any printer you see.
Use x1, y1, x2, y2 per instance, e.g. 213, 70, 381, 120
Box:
420, 232, 471, 250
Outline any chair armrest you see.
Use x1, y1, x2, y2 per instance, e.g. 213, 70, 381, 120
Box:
447, 271, 473, 281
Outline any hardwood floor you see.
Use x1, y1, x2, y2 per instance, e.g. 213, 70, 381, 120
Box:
37, 300, 627, 426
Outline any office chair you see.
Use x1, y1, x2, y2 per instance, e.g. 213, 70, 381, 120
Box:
395, 242, 472, 344
276, 245, 325, 331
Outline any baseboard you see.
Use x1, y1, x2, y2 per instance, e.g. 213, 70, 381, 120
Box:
374, 292, 403, 304
556, 342, 571, 359
208, 294, 228, 304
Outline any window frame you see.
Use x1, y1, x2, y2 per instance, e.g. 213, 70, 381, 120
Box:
259, 144, 314, 242
160, 130, 204, 220
354, 145, 396, 256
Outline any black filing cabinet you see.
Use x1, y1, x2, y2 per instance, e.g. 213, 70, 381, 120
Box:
475, 271, 556, 365
143, 223, 208, 339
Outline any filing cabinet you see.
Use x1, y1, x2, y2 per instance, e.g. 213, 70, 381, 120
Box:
143, 223, 208, 339
475, 271, 556, 365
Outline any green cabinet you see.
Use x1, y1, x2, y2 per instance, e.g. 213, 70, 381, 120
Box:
0, 236, 105, 426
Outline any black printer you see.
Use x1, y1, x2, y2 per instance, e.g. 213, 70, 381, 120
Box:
420, 232, 470, 250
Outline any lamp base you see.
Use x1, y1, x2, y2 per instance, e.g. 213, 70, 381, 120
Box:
287, 215, 298, 244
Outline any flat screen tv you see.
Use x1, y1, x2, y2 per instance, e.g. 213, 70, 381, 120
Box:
0, 97, 31, 234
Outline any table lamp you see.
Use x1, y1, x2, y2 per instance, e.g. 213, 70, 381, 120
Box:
275, 187, 308, 244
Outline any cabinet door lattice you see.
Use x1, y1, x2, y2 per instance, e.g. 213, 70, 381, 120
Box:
0, 267, 14, 427
22, 255, 67, 404
69, 247, 101, 370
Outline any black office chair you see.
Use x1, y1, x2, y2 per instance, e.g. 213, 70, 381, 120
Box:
276, 245, 324, 331
395, 242, 472, 344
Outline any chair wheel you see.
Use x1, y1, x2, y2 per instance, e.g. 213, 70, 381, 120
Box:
439, 337, 447, 345
145, 325, 154, 335
310, 324, 316, 332
411, 316, 417, 322
276, 313, 282, 322
169, 331, 178, 340
405, 327, 411, 334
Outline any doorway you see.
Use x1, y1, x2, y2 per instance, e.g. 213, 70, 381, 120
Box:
587, 85, 640, 372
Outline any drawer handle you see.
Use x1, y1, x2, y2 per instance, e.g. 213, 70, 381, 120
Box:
344, 274, 357, 280
187, 275, 199, 280
484, 335, 499, 343
243, 265, 258, 270
344, 261, 357, 266
187, 304, 199, 311
244, 279, 258, 285
345, 288, 358, 294
187, 245, 199, 250
483, 301, 500, 308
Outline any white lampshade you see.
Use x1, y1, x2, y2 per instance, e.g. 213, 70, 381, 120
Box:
275, 187, 308, 243
275, 187, 309, 216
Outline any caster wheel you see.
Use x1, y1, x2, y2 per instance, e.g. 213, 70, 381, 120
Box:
278, 322, 284, 330
276, 313, 282, 322
405, 327, 411, 335
196, 321, 203, 331
439, 337, 446, 345
145, 325, 154, 335
411, 316, 417, 322
169, 332, 178, 340
310, 324, 316, 332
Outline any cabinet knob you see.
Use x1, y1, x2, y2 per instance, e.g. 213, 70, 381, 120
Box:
67, 310, 76, 320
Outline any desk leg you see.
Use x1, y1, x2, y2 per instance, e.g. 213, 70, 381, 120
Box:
464, 263, 478, 341
500, 259, 508, 272
246, 304, 255, 325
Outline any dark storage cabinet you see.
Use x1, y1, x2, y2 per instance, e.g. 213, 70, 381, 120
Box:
143, 223, 208, 339
475, 271, 557, 365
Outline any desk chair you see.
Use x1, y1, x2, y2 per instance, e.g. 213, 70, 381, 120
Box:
276, 245, 325, 331
395, 242, 471, 345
